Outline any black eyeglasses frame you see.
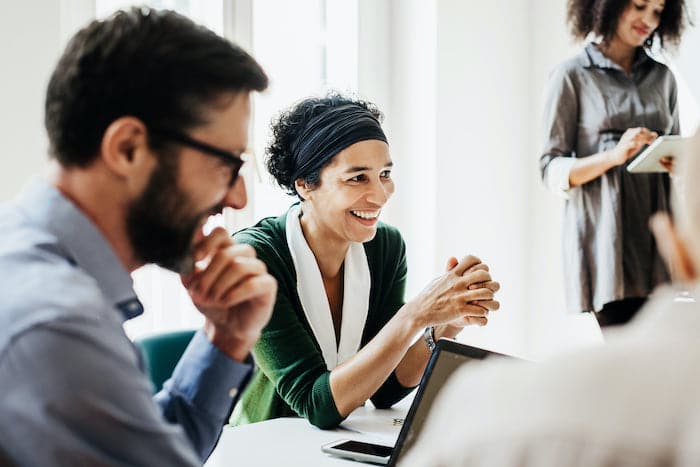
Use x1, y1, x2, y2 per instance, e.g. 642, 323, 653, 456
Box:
149, 127, 245, 185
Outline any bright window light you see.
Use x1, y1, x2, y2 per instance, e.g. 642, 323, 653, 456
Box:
90, 0, 358, 339
250, 0, 359, 220
96, 0, 223, 34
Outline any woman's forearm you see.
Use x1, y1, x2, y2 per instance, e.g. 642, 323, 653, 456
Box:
393, 337, 432, 387
328, 303, 423, 417
568, 150, 618, 187
328, 256, 498, 417
568, 127, 657, 187
393, 323, 462, 387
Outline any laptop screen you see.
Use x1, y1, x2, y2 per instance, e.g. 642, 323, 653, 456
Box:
387, 339, 508, 466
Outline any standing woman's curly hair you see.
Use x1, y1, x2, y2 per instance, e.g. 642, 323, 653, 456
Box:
265, 94, 384, 199
567, 0, 690, 49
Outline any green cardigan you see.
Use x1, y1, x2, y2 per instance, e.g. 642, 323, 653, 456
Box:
230, 206, 414, 429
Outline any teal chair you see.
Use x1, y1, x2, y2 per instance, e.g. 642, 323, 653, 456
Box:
135, 329, 196, 393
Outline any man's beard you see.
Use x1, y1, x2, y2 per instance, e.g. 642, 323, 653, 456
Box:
126, 158, 208, 274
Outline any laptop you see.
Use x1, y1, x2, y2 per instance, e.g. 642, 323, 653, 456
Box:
385, 338, 511, 466
321, 339, 514, 465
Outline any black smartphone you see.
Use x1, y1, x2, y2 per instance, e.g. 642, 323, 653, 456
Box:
321, 439, 393, 465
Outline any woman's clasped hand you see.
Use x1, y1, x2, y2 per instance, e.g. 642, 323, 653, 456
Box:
408, 255, 500, 338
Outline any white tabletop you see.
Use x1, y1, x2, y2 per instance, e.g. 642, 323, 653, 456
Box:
205, 397, 413, 467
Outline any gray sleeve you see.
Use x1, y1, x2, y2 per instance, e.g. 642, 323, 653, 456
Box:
402, 435, 664, 467
540, 65, 579, 195
0, 318, 248, 466
399, 361, 666, 467
669, 72, 680, 135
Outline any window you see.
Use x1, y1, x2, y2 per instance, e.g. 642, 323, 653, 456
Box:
93, 0, 358, 339
249, 0, 359, 220
96, 0, 223, 34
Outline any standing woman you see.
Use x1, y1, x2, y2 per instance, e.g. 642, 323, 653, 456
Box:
540, 0, 688, 326
230, 95, 500, 428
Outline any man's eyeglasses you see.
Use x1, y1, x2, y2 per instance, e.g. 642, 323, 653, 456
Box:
149, 128, 245, 186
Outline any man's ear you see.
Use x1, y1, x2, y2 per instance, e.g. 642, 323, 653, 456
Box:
294, 178, 312, 201
99, 117, 153, 178
650, 212, 697, 282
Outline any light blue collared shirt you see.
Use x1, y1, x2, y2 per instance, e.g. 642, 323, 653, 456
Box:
0, 179, 252, 466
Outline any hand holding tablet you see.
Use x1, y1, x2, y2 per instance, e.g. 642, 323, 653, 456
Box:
608, 127, 658, 167
627, 135, 686, 173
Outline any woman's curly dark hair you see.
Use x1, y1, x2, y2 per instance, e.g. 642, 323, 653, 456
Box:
567, 0, 689, 49
265, 93, 383, 198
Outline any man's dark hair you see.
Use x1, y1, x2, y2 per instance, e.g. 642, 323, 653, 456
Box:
45, 7, 268, 167
567, 0, 689, 48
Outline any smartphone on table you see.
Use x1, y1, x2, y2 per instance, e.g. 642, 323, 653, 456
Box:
321, 439, 393, 465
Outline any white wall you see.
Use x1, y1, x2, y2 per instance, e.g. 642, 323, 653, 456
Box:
372, 0, 607, 358
675, 14, 700, 133
526, 0, 605, 355
0, 3, 62, 201
383, 0, 438, 298
432, 0, 532, 354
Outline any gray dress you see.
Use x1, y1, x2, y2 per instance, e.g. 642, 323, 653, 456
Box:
540, 43, 679, 314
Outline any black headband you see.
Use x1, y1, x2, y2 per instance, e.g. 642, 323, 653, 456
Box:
289, 104, 387, 183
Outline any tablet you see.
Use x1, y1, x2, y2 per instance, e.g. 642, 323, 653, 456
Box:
626, 135, 685, 173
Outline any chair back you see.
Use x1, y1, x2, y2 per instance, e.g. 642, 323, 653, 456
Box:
135, 329, 196, 393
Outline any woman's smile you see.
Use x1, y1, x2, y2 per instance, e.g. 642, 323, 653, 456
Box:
350, 209, 381, 226
632, 24, 651, 38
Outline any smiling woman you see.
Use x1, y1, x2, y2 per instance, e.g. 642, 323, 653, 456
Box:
228, 94, 502, 429
295, 139, 394, 250
540, 0, 690, 327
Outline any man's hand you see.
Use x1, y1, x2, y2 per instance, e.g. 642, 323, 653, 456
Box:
650, 212, 696, 283
181, 227, 277, 362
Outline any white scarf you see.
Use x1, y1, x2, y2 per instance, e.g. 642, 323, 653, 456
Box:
285, 204, 371, 370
